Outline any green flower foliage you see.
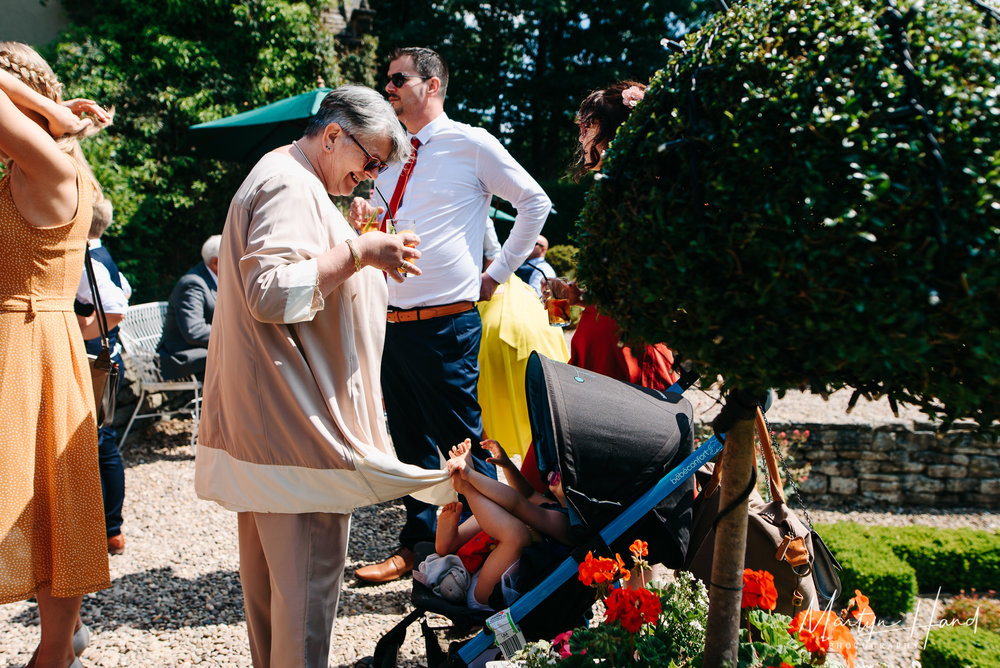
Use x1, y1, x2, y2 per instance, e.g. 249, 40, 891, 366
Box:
576, 0, 1000, 427
47, 0, 367, 300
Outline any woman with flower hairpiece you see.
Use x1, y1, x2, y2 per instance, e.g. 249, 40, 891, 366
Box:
557, 81, 680, 391
0, 40, 113, 668
515, 81, 681, 511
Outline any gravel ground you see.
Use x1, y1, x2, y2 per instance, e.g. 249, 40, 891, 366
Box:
2, 393, 998, 667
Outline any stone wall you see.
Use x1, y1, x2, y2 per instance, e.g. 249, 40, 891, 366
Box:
765, 421, 999, 509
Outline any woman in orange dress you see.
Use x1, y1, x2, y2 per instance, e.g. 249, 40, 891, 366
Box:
0, 41, 113, 668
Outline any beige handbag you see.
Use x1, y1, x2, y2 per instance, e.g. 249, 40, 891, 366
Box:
684, 408, 838, 615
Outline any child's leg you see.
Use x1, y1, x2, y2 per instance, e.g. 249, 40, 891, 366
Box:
435, 502, 481, 555
453, 476, 530, 606
451, 442, 571, 544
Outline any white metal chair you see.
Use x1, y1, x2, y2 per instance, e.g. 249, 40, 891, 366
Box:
118, 301, 202, 450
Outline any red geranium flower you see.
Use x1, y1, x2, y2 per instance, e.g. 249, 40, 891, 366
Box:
629, 539, 648, 561
790, 609, 856, 668
846, 589, 876, 628
741, 569, 778, 611
603, 587, 661, 634
578, 551, 620, 586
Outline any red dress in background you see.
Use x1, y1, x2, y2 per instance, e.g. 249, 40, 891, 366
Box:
570, 307, 678, 390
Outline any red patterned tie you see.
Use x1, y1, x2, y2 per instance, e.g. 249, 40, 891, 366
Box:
383, 137, 421, 232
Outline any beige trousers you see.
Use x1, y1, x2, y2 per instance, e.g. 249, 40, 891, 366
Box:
238, 511, 351, 668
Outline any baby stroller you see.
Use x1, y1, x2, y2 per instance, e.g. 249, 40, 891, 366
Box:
360, 352, 725, 667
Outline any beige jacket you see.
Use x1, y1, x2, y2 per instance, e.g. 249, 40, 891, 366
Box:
195, 151, 452, 513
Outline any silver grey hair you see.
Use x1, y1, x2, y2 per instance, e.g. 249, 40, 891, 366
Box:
201, 234, 222, 264
305, 85, 410, 164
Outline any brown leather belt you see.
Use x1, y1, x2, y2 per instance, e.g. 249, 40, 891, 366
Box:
386, 301, 475, 323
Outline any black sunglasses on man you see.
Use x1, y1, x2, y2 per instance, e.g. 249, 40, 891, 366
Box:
387, 72, 429, 88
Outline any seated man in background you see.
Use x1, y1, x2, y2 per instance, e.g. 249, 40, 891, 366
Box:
157, 234, 219, 380
514, 235, 556, 299
75, 196, 131, 555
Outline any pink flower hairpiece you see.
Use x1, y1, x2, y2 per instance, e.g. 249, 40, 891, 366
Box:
622, 86, 645, 108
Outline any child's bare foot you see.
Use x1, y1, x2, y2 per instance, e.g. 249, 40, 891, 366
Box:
448, 439, 471, 459
436, 502, 464, 554
446, 438, 473, 477
439, 502, 463, 528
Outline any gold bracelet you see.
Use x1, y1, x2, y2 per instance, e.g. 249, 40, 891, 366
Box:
345, 237, 362, 273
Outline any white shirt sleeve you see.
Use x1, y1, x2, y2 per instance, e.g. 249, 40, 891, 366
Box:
474, 134, 551, 285
76, 261, 130, 315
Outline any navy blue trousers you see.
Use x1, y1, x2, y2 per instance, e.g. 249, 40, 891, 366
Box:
381, 309, 496, 548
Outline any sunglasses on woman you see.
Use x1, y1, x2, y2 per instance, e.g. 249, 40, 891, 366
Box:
387, 72, 429, 88
345, 131, 389, 174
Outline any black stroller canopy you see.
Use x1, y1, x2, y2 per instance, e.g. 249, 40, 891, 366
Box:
525, 352, 695, 567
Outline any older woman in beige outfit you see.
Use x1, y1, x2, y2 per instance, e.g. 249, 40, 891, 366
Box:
195, 85, 453, 668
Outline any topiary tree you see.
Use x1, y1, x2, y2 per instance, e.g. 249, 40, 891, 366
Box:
574, 0, 999, 662
577, 0, 1000, 429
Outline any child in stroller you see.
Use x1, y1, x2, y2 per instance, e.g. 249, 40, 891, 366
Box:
436, 438, 572, 611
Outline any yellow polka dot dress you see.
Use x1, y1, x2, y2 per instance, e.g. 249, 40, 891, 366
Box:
0, 162, 110, 604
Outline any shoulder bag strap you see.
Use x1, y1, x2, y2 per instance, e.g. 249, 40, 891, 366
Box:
84, 245, 112, 353
755, 406, 786, 503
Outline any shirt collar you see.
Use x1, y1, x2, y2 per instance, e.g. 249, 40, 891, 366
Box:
410, 112, 450, 146
88, 238, 104, 249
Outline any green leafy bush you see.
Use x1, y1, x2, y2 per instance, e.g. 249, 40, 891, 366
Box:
576, 0, 1000, 428
818, 523, 1000, 616
819, 522, 918, 617
921, 626, 1000, 668
888, 526, 1000, 592
47, 0, 370, 300
547, 244, 579, 278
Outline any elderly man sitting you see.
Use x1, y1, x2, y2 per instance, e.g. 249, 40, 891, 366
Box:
514, 234, 557, 299
157, 235, 219, 380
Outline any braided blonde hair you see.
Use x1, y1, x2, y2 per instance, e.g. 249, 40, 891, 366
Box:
0, 41, 64, 102
0, 41, 106, 197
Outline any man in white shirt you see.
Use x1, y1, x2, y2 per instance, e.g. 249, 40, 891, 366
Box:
350, 47, 551, 583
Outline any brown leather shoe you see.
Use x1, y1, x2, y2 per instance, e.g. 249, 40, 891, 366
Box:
107, 533, 125, 555
354, 547, 414, 583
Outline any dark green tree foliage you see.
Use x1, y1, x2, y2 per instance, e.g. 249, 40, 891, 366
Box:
48, 0, 352, 300
577, 0, 1000, 427
371, 0, 714, 231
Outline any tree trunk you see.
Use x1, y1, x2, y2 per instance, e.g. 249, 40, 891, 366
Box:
702, 416, 755, 667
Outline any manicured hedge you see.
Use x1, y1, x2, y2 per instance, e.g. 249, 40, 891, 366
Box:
888, 526, 1000, 592
818, 523, 1000, 616
819, 522, 917, 617
576, 0, 1000, 428
921, 626, 1000, 668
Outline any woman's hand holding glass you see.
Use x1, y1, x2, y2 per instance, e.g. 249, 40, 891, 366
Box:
354, 230, 421, 283
545, 277, 585, 306
348, 196, 379, 233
